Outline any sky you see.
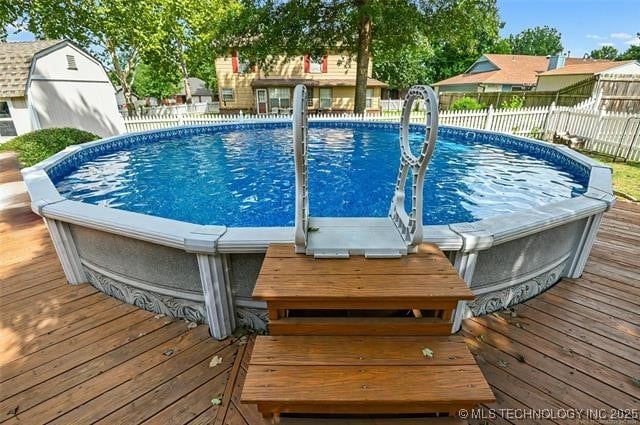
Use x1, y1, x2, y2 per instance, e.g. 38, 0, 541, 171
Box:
5, 0, 640, 58
497, 0, 639, 57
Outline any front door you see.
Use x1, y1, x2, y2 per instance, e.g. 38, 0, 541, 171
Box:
256, 89, 268, 114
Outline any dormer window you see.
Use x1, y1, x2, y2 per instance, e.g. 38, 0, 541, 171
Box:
304, 55, 327, 73
309, 57, 322, 73
66, 55, 78, 70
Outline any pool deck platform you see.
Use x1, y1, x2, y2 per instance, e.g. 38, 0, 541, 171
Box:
1, 151, 639, 424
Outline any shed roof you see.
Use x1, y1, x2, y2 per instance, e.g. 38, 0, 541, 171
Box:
177, 77, 214, 97
538, 60, 637, 76
0, 40, 63, 98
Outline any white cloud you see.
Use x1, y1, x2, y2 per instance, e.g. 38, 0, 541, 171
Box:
598, 42, 615, 47
625, 38, 640, 46
611, 32, 633, 39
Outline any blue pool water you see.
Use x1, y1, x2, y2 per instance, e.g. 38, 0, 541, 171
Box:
53, 125, 589, 226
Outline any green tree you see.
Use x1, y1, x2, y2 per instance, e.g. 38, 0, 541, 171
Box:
1, 1, 27, 41
221, 0, 504, 110
132, 62, 181, 101
590, 45, 619, 60
27, 0, 162, 115
373, 35, 435, 90
507, 26, 563, 56
220, 0, 427, 113
423, 0, 507, 82
617, 33, 640, 61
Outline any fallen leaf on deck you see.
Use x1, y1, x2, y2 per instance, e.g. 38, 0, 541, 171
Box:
7, 405, 19, 416
211, 398, 222, 406
163, 349, 174, 356
515, 322, 528, 330
516, 353, 526, 363
631, 377, 640, 388
238, 335, 248, 345
154, 314, 165, 319
476, 335, 486, 343
137, 332, 146, 337
186, 321, 197, 329
421, 347, 434, 358
497, 359, 509, 368
209, 355, 223, 367
163, 320, 171, 325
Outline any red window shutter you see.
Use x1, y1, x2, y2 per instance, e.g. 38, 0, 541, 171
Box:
321, 56, 328, 73
304, 55, 310, 73
231, 51, 239, 73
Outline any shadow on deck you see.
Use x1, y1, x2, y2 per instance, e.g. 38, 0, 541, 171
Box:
1, 152, 638, 424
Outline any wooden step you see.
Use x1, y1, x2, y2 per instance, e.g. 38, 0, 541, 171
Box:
255, 244, 472, 313
242, 335, 495, 420
268, 317, 453, 336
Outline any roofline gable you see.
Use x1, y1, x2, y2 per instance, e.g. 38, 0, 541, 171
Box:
26, 39, 113, 95
594, 60, 640, 75
464, 55, 501, 74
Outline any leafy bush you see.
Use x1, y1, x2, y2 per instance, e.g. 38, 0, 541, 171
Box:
500, 95, 525, 109
450, 97, 485, 111
0, 128, 99, 167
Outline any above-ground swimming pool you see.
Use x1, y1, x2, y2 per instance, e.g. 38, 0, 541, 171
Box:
52, 123, 589, 227
23, 120, 614, 338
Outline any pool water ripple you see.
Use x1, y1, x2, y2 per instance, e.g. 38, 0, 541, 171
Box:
54, 126, 588, 226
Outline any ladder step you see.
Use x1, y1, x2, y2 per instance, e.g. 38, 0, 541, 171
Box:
250, 336, 473, 365
268, 317, 453, 336
242, 335, 495, 416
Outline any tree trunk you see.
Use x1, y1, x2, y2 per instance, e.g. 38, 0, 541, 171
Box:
180, 58, 192, 104
354, 0, 372, 114
106, 40, 137, 116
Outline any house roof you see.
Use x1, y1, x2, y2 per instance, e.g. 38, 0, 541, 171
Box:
433, 54, 549, 87
0, 40, 63, 98
538, 60, 637, 76
251, 77, 387, 88
433, 54, 634, 88
178, 77, 214, 97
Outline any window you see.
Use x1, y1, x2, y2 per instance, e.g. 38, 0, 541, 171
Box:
221, 88, 235, 102
238, 59, 251, 74
366, 88, 374, 108
310, 57, 322, 73
319, 88, 332, 109
268, 88, 291, 110
66, 55, 77, 70
0, 102, 17, 137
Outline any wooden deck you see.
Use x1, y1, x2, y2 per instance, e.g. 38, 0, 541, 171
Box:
1, 151, 639, 424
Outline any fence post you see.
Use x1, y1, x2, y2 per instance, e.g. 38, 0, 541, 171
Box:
177, 112, 184, 127
484, 105, 494, 130
543, 101, 556, 140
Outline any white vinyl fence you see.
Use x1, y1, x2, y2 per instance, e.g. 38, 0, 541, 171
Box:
122, 104, 640, 160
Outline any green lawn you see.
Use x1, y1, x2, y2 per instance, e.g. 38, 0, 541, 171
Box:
581, 152, 640, 201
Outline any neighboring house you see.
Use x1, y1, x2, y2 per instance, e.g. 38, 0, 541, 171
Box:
0, 40, 123, 142
433, 54, 640, 94
433, 54, 550, 93
214, 53, 387, 113
535, 59, 640, 91
176, 77, 215, 104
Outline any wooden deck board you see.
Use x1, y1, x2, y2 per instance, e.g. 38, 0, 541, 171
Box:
1, 152, 639, 424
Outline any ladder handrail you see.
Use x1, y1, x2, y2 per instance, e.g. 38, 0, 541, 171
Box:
389, 85, 439, 248
293, 85, 309, 253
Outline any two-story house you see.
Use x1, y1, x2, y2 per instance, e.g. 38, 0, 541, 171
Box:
214, 53, 387, 114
